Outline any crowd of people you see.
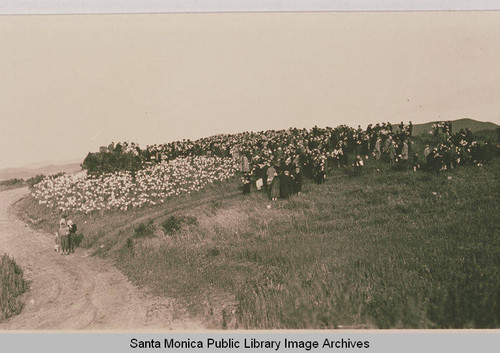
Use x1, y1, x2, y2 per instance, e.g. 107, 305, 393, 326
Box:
232, 122, 416, 199
430, 121, 453, 136
79, 122, 416, 203
89, 122, 413, 174
33, 120, 494, 212
423, 125, 492, 171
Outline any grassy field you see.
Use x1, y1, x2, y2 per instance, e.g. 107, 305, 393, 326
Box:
15, 155, 500, 329
0, 254, 29, 322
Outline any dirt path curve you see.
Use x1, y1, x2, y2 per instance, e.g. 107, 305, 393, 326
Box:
0, 188, 203, 330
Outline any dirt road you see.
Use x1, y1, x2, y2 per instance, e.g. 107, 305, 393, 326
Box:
0, 188, 203, 330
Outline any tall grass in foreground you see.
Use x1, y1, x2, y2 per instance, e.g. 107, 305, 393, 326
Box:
16, 159, 500, 328
116, 160, 500, 329
0, 254, 28, 321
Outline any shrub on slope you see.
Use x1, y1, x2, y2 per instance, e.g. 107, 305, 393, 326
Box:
0, 254, 28, 322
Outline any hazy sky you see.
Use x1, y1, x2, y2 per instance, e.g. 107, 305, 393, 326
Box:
1, 12, 500, 169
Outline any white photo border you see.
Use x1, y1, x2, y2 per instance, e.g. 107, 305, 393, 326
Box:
2, 0, 500, 15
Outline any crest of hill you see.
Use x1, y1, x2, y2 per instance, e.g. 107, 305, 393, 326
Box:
412, 118, 499, 136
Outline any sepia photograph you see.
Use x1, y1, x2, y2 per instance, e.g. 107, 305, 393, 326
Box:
0, 10, 499, 333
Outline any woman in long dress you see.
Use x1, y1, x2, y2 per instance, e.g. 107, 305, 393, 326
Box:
268, 165, 281, 201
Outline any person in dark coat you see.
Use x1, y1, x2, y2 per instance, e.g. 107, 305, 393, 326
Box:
242, 173, 251, 195
412, 153, 420, 172
374, 137, 382, 160
353, 155, 364, 175
313, 163, 325, 184
292, 166, 303, 195
279, 161, 293, 199
388, 140, 396, 166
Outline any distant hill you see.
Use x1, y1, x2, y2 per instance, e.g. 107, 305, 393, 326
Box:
412, 118, 499, 136
0, 163, 82, 181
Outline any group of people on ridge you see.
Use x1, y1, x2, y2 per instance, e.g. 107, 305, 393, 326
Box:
240, 154, 303, 200
235, 122, 415, 200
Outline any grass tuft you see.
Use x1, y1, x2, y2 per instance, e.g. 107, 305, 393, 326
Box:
162, 215, 198, 235
133, 220, 156, 238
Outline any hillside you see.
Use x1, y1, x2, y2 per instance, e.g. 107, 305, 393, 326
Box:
0, 162, 82, 181
6, 118, 500, 328
411, 118, 499, 136
16, 155, 500, 329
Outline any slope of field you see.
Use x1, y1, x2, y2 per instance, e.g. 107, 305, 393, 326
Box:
16, 155, 500, 329
411, 118, 499, 136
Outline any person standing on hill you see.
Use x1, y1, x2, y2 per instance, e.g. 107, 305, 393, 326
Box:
375, 137, 382, 160
275, 147, 284, 161
424, 145, 431, 158
240, 154, 250, 173
279, 159, 293, 199
388, 140, 396, 166
354, 155, 364, 175
266, 164, 276, 200
412, 153, 420, 172
292, 166, 303, 196
401, 140, 409, 162
269, 164, 281, 201
383, 136, 391, 156
242, 173, 251, 195
424, 144, 431, 168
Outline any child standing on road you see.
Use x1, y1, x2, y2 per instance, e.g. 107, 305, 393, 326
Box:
54, 232, 61, 252
58, 218, 69, 255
